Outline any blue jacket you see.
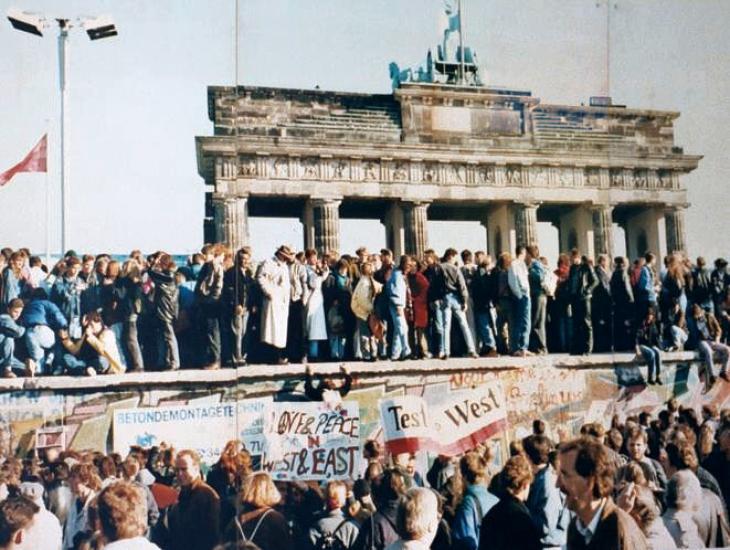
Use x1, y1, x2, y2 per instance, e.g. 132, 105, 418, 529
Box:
0, 314, 25, 339
1, 268, 24, 309
636, 266, 656, 303
525, 465, 569, 547
50, 277, 82, 324
21, 299, 68, 331
452, 483, 499, 550
386, 269, 407, 308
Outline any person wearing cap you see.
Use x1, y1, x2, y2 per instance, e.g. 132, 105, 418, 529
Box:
18, 479, 62, 550
256, 245, 293, 365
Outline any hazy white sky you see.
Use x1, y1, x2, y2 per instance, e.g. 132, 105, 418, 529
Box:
1, 0, 728, 261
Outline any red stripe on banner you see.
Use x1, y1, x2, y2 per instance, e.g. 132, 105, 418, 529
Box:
385, 436, 434, 455
438, 418, 508, 456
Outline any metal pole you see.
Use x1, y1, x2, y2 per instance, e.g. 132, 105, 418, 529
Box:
458, 0, 465, 85
45, 119, 51, 267
58, 19, 69, 255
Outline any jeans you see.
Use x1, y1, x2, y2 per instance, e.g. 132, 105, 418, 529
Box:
389, 304, 411, 360
510, 295, 531, 353
495, 298, 512, 354
329, 335, 346, 360
158, 318, 180, 370
123, 317, 144, 371
438, 294, 476, 356
639, 345, 662, 381
475, 311, 497, 351
0, 336, 24, 372
61, 353, 109, 376
698, 340, 729, 388
665, 326, 688, 350
24, 325, 55, 374
308, 340, 321, 361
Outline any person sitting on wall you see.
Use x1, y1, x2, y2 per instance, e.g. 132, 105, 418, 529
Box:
0, 299, 30, 379
58, 311, 124, 377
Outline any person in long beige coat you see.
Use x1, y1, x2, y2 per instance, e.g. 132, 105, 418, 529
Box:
256, 245, 293, 364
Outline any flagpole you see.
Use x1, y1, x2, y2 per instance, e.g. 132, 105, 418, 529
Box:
45, 120, 51, 267
458, 0, 465, 85
58, 19, 70, 256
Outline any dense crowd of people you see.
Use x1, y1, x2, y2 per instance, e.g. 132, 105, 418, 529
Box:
0, 402, 727, 549
1, 244, 730, 388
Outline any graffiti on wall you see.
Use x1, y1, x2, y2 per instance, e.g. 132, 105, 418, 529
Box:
0, 361, 727, 465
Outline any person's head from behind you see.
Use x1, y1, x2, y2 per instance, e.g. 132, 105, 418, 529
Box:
175, 449, 201, 488
396, 488, 439, 545
666, 470, 702, 513
459, 451, 488, 486
500, 455, 533, 501
96, 481, 147, 543
241, 472, 281, 509
522, 434, 552, 468
375, 468, 408, 506
0, 496, 38, 550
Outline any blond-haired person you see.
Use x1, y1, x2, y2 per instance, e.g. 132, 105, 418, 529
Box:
223, 472, 290, 550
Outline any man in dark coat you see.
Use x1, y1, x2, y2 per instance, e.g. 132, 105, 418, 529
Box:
568, 253, 598, 355
479, 455, 541, 550
168, 449, 220, 550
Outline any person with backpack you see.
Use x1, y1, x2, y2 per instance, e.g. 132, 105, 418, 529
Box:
352, 468, 408, 550
222, 472, 290, 550
308, 481, 359, 550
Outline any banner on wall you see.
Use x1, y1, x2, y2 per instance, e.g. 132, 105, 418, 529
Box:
261, 401, 360, 481
113, 398, 272, 465
380, 380, 508, 455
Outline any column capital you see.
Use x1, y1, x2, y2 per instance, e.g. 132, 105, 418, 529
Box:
309, 197, 342, 207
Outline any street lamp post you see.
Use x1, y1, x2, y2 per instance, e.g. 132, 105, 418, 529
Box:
7, 8, 117, 255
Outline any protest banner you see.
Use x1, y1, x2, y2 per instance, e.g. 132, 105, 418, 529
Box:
113, 398, 271, 465
261, 401, 360, 481
430, 380, 508, 455
379, 395, 432, 455
379, 380, 507, 456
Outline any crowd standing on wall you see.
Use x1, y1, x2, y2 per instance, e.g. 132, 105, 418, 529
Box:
0, 403, 727, 549
0, 244, 729, 391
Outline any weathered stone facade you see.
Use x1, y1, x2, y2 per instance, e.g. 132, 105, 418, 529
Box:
196, 83, 701, 258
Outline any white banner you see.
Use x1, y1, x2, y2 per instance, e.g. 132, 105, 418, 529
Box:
261, 401, 360, 481
379, 381, 507, 455
113, 398, 271, 466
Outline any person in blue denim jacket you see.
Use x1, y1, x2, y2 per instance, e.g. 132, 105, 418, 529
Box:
452, 451, 499, 550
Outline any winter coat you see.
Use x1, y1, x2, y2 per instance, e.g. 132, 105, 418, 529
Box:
256, 257, 291, 348
148, 270, 179, 323
408, 271, 430, 328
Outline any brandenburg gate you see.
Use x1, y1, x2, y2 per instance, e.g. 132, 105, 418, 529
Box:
196, 60, 700, 260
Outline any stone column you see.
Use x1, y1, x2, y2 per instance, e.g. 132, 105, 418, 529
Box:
625, 207, 665, 260
383, 202, 405, 257
513, 202, 539, 248
665, 205, 687, 254
310, 198, 341, 255
591, 205, 614, 259
402, 201, 430, 257
212, 195, 249, 250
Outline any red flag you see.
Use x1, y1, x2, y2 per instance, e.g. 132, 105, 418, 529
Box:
0, 134, 48, 187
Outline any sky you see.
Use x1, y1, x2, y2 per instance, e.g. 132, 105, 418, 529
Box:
1, 0, 729, 262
